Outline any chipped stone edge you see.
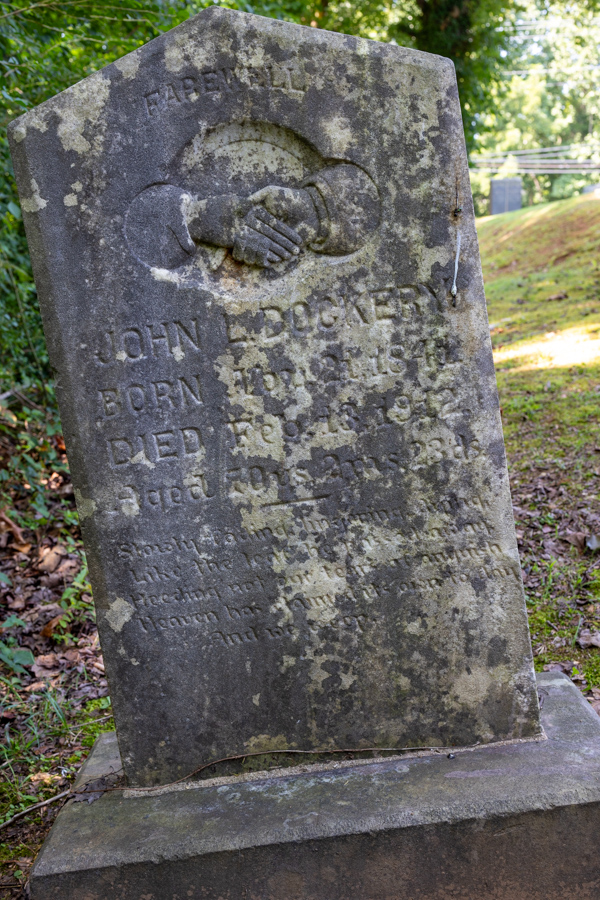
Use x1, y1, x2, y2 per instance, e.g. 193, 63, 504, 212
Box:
122, 730, 548, 799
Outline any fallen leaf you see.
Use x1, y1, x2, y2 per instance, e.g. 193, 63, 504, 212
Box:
32, 652, 61, 678
29, 772, 58, 788
40, 557, 79, 587
35, 652, 59, 667
543, 661, 573, 674
565, 531, 587, 551
12, 542, 32, 554
548, 291, 568, 301
576, 628, 600, 649
586, 534, 600, 552
55, 558, 79, 578
590, 700, 600, 717
36, 545, 67, 574
40, 615, 65, 639
7, 596, 26, 611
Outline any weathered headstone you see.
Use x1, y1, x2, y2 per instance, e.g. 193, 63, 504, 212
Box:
13, 11, 600, 900
490, 177, 522, 215
10, 7, 541, 791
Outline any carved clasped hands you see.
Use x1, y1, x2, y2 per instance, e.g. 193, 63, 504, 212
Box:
233, 204, 303, 268
241, 186, 322, 266
126, 164, 379, 271
186, 186, 321, 268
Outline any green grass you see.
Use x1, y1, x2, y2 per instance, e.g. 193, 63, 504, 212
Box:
0, 687, 114, 824
479, 193, 600, 689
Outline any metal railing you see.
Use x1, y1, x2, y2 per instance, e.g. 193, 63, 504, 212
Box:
470, 146, 600, 174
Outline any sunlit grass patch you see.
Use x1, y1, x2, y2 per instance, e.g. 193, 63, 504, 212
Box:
494, 323, 600, 371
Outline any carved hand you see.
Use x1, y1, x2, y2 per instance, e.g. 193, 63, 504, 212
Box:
233, 206, 303, 268
247, 186, 320, 245
187, 193, 302, 268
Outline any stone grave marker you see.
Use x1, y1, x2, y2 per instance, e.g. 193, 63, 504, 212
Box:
9, 7, 541, 789
490, 177, 522, 215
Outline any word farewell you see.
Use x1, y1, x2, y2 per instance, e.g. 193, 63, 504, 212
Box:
144, 63, 307, 118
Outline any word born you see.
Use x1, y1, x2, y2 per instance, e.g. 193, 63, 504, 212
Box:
99, 374, 202, 419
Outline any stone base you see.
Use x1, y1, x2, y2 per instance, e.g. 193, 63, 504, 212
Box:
30, 673, 600, 900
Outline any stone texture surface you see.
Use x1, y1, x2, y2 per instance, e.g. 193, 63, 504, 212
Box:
29, 674, 600, 899
9, 7, 540, 787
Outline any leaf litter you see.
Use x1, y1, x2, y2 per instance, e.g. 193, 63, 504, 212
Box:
0, 398, 112, 898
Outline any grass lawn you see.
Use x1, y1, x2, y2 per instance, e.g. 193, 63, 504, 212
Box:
0, 193, 599, 897
479, 193, 600, 689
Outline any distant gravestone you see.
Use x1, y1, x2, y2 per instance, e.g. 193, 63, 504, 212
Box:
10, 8, 540, 788
490, 177, 522, 215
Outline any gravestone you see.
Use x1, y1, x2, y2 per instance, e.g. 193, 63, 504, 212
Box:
490, 177, 522, 215
9, 7, 541, 791
12, 11, 600, 900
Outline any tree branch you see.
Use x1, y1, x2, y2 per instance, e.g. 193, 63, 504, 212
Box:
0, 790, 71, 832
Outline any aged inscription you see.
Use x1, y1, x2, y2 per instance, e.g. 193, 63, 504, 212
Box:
143, 62, 308, 118
9, 6, 540, 787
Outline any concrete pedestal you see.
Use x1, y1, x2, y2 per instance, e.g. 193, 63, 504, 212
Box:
30, 673, 600, 900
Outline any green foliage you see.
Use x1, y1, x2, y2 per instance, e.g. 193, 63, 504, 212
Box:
0, 681, 114, 828
0, 641, 34, 675
0, 1, 194, 398
55, 561, 95, 644
470, 1, 600, 213
0, 398, 70, 530
391, 0, 518, 150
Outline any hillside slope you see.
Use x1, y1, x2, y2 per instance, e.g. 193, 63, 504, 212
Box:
477, 194, 600, 691
478, 193, 600, 367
